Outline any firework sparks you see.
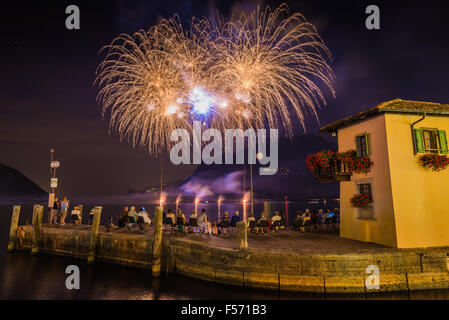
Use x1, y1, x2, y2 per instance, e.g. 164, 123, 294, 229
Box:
95, 4, 335, 155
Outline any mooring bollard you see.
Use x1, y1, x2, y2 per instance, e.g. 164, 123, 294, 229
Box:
8, 205, 21, 252
78, 204, 83, 223
236, 221, 248, 250
152, 206, 163, 277
31, 205, 44, 255
87, 206, 102, 264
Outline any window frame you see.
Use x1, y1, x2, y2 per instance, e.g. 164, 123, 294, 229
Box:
355, 133, 371, 157
354, 178, 376, 220
414, 128, 448, 154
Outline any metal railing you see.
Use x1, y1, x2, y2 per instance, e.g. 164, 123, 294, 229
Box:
314, 158, 353, 182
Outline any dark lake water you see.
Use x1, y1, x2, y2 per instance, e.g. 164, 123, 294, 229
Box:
1, 201, 449, 300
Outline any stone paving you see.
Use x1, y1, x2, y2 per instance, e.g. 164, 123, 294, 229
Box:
39, 223, 449, 255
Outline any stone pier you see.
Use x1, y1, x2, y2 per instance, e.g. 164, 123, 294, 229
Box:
7, 206, 449, 294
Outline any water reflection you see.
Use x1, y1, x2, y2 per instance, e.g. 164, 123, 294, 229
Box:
1, 205, 449, 300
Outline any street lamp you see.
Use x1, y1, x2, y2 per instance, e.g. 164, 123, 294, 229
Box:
48, 148, 60, 224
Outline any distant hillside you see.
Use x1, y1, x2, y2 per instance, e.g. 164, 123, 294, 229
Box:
0, 164, 47, 197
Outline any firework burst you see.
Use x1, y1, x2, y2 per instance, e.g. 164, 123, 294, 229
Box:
95, 4, 335, 155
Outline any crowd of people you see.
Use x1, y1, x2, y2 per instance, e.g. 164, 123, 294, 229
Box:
115, 206, 152, 231
293, 208, 340, 233
49, 196, 72, 225
49, 198, 340, 236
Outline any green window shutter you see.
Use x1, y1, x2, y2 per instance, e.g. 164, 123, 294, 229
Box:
414, 129, 425, 153
365, 133, 372, 155
438, 130, 448, 154
355, 136, 361, 157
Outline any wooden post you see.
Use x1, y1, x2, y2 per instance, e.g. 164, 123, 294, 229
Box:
152, 206, 163, 277
31, 205, 44, 255
87, 206, 102, 264
8, 205, 21, 252
236, 221, 248, 250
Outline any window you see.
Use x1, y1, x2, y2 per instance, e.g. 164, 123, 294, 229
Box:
414, 129, 448, 154
355, 180, 375, 220
358, 183, 372, 196
423, 130, 441, 153
355, 133, 371, 157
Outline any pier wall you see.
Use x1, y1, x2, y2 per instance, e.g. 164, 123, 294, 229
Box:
15, 225, 449, 294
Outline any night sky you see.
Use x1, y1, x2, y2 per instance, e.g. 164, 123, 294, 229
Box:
1, 0, 449, 196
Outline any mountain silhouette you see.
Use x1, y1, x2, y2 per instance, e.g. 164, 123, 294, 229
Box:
0, 164, 46, 198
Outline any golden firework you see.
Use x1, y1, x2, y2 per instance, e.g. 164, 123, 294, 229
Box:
95, 4, 335, 155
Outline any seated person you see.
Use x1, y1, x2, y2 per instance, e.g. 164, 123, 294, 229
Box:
188, 210, 198, 232
325, 209, 334, 222
117, 212, 128, 228
176, 209, 187, 232
230, 211, 241, 229
256, 213, 268, 234
127, 206, 138, 223
334, 208, 340, 224
279, 211, 286, 229
310, 210, 317, 225
106, 216, 117, 232
165, 209, 176, 226
70, 206, 81, 224
300, 212, 311, 233
211, 221, 219, 236
88, 208, 96, 225
317, 209, 324, 225
218, 211, 231, 234
271, 211, 282, 232
247, 213, 257, 233
137, 208, 151, 231
293, 211, 302, 231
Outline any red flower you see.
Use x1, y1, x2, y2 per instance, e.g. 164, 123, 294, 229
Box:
350, 194, 373, 208
418, 154, 449, 172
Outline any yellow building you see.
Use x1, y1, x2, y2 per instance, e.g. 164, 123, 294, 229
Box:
320, 99, 449, 248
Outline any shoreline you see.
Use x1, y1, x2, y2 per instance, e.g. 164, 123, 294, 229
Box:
12, 224, 449, 294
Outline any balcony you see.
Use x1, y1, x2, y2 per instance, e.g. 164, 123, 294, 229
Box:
306, 150, 372, 183
313, 159, 352, 183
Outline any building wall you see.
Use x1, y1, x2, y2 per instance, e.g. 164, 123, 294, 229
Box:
384, 113, 449, 248
338, 114, 398, 247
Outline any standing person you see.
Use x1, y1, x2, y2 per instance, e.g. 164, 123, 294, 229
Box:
50, 197, 59, 224
59, 197, 69, 225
